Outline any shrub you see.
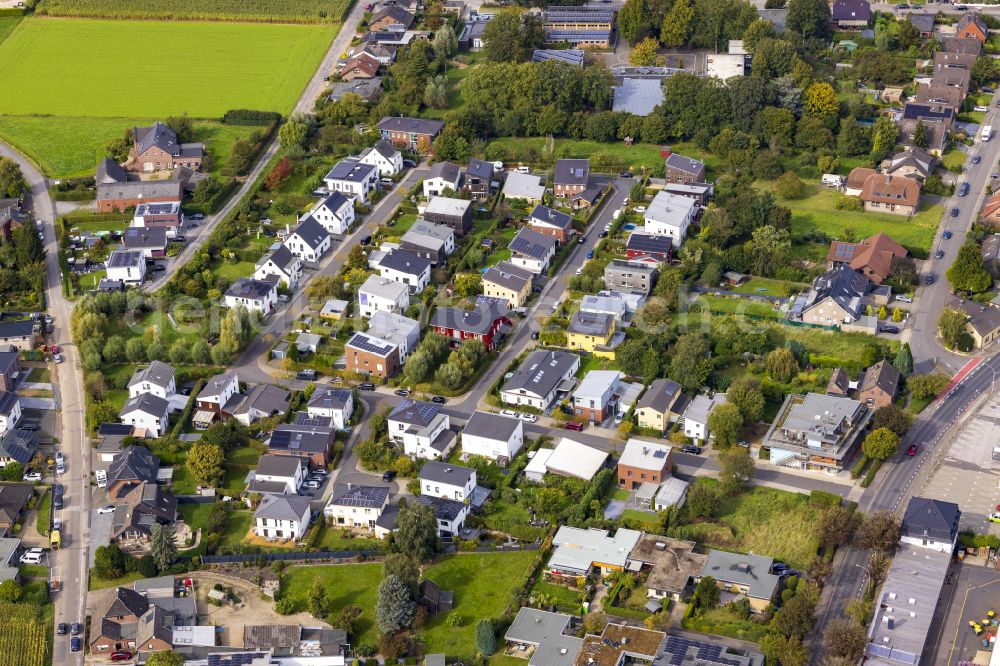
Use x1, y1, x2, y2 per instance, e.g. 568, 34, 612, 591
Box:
809, 489, 842, 508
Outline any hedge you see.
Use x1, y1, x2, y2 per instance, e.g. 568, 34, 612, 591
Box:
222, 109, 283, 126
860, 459, 883, 488
168, 379, 203, 439
809, 489, 842, 509
0, 7, 24, 15
202, 178, 239, 213
850, 454, 869, 480
51, 190, 96, 202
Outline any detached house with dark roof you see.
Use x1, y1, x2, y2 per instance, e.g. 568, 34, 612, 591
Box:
126, 122, 203, 173
832, 0, 871, 28
626, 233, 673, 262
501, 349, 580, 410
858, 359, 901, 409
284, 217, 331, 263
465, 158, 495, 200
482, 260, 533, 309
793, 266, 873, 326
635, 378, 688, 434
324, 483, 389, 531
430, 302, 511, 352
378, 116, 445, 152
509, 227, 557, 274
254, 494, 312, 541
389, 399, 455, 460
128, 361, 176, 400
324, 157, 380, 204
529, 204, 575, 244
359, 139, 403, 177
268, 423, 335, 467
254, 245, 303, 291
901, 496, 961, 552
553, 159, 590, 198
109, 481, 177, 547
90, 587, 150, 654
106, 446, 160, 497
370, 4, 415, 30
119, 393, 170, 439
302, 191, 355, 236
0, 429, 35, 469
664, 151, 706, 184
378, 249, 431, 294
224, 277, 279, 315
461, 410, 524, 461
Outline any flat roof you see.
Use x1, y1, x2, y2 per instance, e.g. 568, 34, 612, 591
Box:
550, 526, 641, 574
619, 439, 672, 471
546, 437, 608, 480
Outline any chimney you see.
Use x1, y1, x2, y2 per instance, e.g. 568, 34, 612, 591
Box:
736, 562, 750, 573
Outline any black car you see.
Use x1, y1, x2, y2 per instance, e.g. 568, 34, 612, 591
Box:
925, 274, 935, 285
382, 470, 397, 482
431, 396, 447, 404
934, 249, 945, 259
620, 172, 633, 178
71, 623, 81, 636
577, 236, 586, 244
600, 231, 609, 238
531, 330, 539, 340
403, 159, 417, 168
881, 325, 900, 334
358, 383, 376, 391
959, 182, 971, 196
53, 496, 63, 510
57, 623, 68, 636
772, 562, 789, 574
394, 388, 410, 397
360, 235, 373, 246
296, 369, 317, 381
681, 445, 702, 455
951, 207, 960, 218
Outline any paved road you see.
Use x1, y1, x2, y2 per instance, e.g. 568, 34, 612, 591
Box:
0, 145, 89, 664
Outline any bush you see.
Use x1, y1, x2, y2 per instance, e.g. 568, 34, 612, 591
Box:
809, 489, 842, 509
222, 109, 283, 126
774, 172, 806, 199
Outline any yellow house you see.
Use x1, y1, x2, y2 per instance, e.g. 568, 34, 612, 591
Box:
566, 311, 615, 355
634, 378, 687, 433
482, 261, 533, 309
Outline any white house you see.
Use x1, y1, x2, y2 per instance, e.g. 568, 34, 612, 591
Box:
105, 250, 147, 285
231, 384, 290, 426
254, 494, 312, 541
254, 245, 303, 291
423, 161, 462, 198
302, 192, 356, 236
307, 387, 354, 430
196, 371, 240, 414
419, 461, 477, 501
0, 392, 21, 433
324, 157, 380, 204
284, 217, 331, 263
127, 361, 176, 400
248, 454, 307, 495
224, 277, 278, 315
377, 249, 431, 294
324, 483, 389, 531
644, 191, 697, 246
368, 310, 421, 362
682, 393, 727, 443
358, 275, 410, 318
416, 495, 469, 537
543, 437, 608, 481
508, 227, 557, 275
359, 140, 403, 177
900, 497, 961, 553
500, 349, 580, 410
461, 411, 524, 461
389, 399, 455, 460
119, 393, 170, 439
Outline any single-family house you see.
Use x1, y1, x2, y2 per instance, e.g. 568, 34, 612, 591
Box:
345, 331, 402, 379
682, 393, 727, 443
246, 455, 306, 495
943, 36, 983, 54
122, 227, 168, 259
859, 173, 921, 216
957, 11, 988, 42
307, 388, 354, 430
324, 158, 379, 204
635, 378, 689, 434
915, 82, 963, 110
132, 202, 183, 237
664, 152, 706, 184
827, 232, 908, 284
579, 294, 627, 322
105, 446, 159, 497
370, 4, 415, 30
284, 217, 331, 263
389, 399, 455, 460
429, 302, 510, 352
482, 261, 533, 309
423, 195, 473, 236
573, 370, 621, 424
618, 439, 673, 489
626, 233, 672, 262
629, 534, 707, 600
119, 393, 170, 438
368, 310, 420, 362
0, 321, 33, 352
127, 361, 176, 400
419, 461, 477, 501
794, 266, 874, 326
106, 250, 147, 285
231, 384, 290, 426
0, 393, 20, 435
697, 550, 781, 612
0, 429, 35, 469
358, 274, 410, 318
377, 249, 431, 294
359, 140, 403, 177
415, 495, 469, 537
254, 245, 303, 290
0, 352, 18, 393
96, 180, 184, 214
909, 13, 935, 37
509, 227, 557, 274
341, 51, 381, 81
901, 496, 961, 552
224, 277, 278, 315
302, 192, 356, 236
500, 349, 580, 410
254, 494, 312, 541
400, 220, 455, 264
763, 392, 871, 472
423, 162, 463, 199
378, 116, 445, 152
857, 359, 901, 409
461, 410, 524, 462
529, 205, 575, 244
89, 587, 149, 654
503, 172, 545, 205
548, 526, 641, 577
324, 483, 389, 531
504, 608, 584, 666
465, 159, 495, 200
566, 311, 615, 354
544, 437, 608, 481
604, 259, 657, 295
883, 148, 936, 183
832, 0, 871, 27
127, 122, 203, 172
644, 191, 697, 246
195, 371, 240, 418
330, 77, 384, 102
553, 159, 589, 198
268, 423, 335, 467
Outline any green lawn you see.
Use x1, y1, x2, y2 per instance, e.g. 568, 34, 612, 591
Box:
530, 580, 585, 614
214, 260, 257, 281
220, 510, 254, 549
621, 509, 659, 523
488, 137, 710, 173
221, 446, 260, 495
34, 0, 351, 21
35, 490, 50, 535
699, 294, 785, 320
941, 147, 968, 172
730, 278, 806, 298
315, 524, 384, 552
88, 569, 143, 591
0, 18, 334, 118
19, 564, 48, 578
682, 605, 770, 643
0, 17, 21, 44
610, 488, 630, 501
26, 367, 50, 383
576, 353, 620, 377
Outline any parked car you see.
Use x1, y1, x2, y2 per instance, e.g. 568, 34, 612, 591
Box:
403, 159, 417, 168
989, 511, 1000, 523
431, 396, 447, 404
586, 250, 594, 259
519, 413, 537, 423
97, 504, 115, 514
906, 444, 919, 456
934, 249, 945, 259
973, 155, 983, 164
70, 638, 81, 653
943, 230, 953, 240
772, 562, 789, 574
577, 236, 586, 244
681, 445, 702, 455
189, 213, 204, 221
531, 330, 539, 340
501, 409, 517, 417
959, 182, 971, 196
382, 470, 397, 482
95, 469, 107, 488
358, 383, 376, 391
619, 172, 633, 178
633, 206, 646, 213
881, 325, 900, 334
896, 295, 912, 303
563, 422, 584, 431
303, 481, 320, 490
57, 623, 68, 636
71, 623, 81, 636
110, 652, 133, 663
55, 451, 64, 464
394, 388, 410, 397
950, 208, 960, 218
53, 496, 63, 510
296, 369, 317, 381
925, 274, 935, 284
22, 471, 41, 482
53, 354, 63, 363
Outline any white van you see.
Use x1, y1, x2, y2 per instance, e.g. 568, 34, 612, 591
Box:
516, 165, 531, 174
19, 549, 43, 564
822, 173, 845, 188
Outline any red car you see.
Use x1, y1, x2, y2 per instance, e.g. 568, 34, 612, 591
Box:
51, 345, 60, 354
563, 422, 584, 431
906, 444, 919, 456
111, 651, 132, 662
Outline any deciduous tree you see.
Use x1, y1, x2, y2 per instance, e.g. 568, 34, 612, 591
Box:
708, 403, 743, 449
660, 0, 694, 47
823, 617, 869, 662
938, 308, 971, 351
909, 372, 950, 400
862, 427, 900, 461
186, 442, 225, 486
804, 82, 838, 117
718, 446, 755, 493
855, 512, 902, 554
390, 503, 439, 562
669, 332, 713, 391
629, 36, 661, 66
947, 241, 993, 294
727, 376, 764, 422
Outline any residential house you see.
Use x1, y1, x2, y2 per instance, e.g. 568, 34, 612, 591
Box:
126, 122, 203, 172
697, 550, 781, 612
0, 429, 35, 469
127, 361, 176, 400
635, 378, 688, 433
682, 393, 727, 443
0, 352, 19, 393
423, 195, 473, 236
553, 159, 590, 198
482, 261, 533, 309
195, 371, 241, 419
653, 476, 690, 511
509, 227, 557, 274
109, 482, 177, 547
368, 310, 420, 361
459, 16, 490, 50
705, 52, 749, 79
307, 388, 354, 430
345, 331, 402, 378
934, 50, 979, 73
324, 158, 379, 204
358, 274, 410, 318
254, 494, 312, 541
302, 192, 356, 236
254, 245, 303, 291
389, 399, 455, 460
461, 411, 524, 462
548, 526, 641, 577
419, 461, 476, 501
500, 349, 580, 410
909, 13, 935, 37
533, 48, 585, 66
90, 587, 149, 653
827, 232, 908, 284
662, 181, 714, 206
370, 4, 415, 30
284, 217, 331, 263
503, 172, 546, 204
465, 159, 495, 200
832, 0, 871, 27
504, 608, 585, 666
763, 392, 872, 472
943, 36, 983, 54
231, 384, 290, 426
415, 495, 468, 537
630, 534, 707, 601
119, 393, 170, 438
579, 294, 627, 322
827, 367, 851, 396
644, 191, 698, 246
882, 148, 936, 182
792, 265, 873, 326
429, 302, 510, 352
224, 277, 278, 315
901, 496, 960, 552
618, 438, 672, 489
132, 202, 183, 237
626, 233, 672, 262
529, 205, 575, 244
569, 185, 602, 211
857, 360, 901, 409
612, 78, 665, 116
268, 423, 335, 467
122, 227, 168, 259
573, 370, 621, 424
106, 446, 159, 497
400, 220, 455, 265
324, 483, 389, 531
96, 180, 184, 214
105, 250, 147, 285
341, 52, 381, 81
295, 332, 320, 355
859, 173, 921, 216
246, 455, 306, 495
915, 82, 963, 110
604, 259, 658, 295
319, 298, 349, 320
931, 67, 971, 95
423, 162, 463, 198
0, 321, 33, 352
329, 77, 384, 103
566, 311, 615, 353
96, 157, 128, 185
899, 102, 954, 155
844, 167, 875, 197
359, 140, 403, 177
378, 249, 431, 294
982, 194, 1000, 226
984, 235, 1000, 278
543, 5, 614, 48
956, 11, 988, 42
664, 152, 706, 184
948, 296, 1000, 349
543, 437, 608, 481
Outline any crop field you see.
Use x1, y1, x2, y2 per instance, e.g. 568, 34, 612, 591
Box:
0, 18, 334, 118
0, 115, 262, 177
36, 0, 352, 22
0, 602, 47, 666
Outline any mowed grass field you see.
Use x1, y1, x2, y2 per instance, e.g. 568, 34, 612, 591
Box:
0, 18, 334, 118
36, 0, 352, 22
0, 115, 262, 177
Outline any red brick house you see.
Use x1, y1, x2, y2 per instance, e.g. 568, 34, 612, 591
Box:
369, 5, 414, 30
529, 204, 575, 244
429, 302, 510, 352
617, 439, 673, 489
126, 122, 203, 173
553, 159, 589, 198
857, 360, 901, 409
625, 233, 673, 262
345, 331, 401, 379
957, 11, 988, 42
90, 587, 148, 654
96, 180, 184, 213
341, 52, 380, 81
377, 116, 445, 153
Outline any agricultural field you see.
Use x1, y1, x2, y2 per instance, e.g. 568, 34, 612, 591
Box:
36, 0, 351, 22
0, 602, 48, 666
0, 18, 334, 118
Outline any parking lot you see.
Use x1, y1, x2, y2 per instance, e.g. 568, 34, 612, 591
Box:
927, 562, 1000, 665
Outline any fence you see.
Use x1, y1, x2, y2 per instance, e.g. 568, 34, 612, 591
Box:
199, 549, 382, 564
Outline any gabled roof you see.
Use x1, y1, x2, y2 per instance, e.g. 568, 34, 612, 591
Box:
886, 148, 936, 179
957, 11, 987, 37
97, 179, 183, 203
104, 586, 149, 619
308, 387, 353, 412
254, 494, 311, 522
636, 378, 686, 415
225, 277, 278, 302
858, 359, 901, 398
289, 216, 329, 251
257, 244, 299, 273
254, 454, 305, 478
902, 496, 960, 542
379, 249, 431, 276
805, 265, 871, 319
626, 233, 673, 255
0, 430, 36, 467
664, 152, 704, 176
553, 159, 589, 186
377, 116, 445, 136
197, 371, 239, 402
0, 320, 32, 340
510, 227, 557, 260
232, 384, 289, 418
428, 161, 462, 184
530, 204, 573, 231
389, 398, 442, 427
467, 158, 494, 181
96, 157, 128, 184
419, 460, 475, 486
832, 0, 871, 22
108, 446, 160, 486
0, 351, 17, 376
372, 3, 415, 26
908, 12, 935, 34
343, 52, 381, 79
483, 261, 533, 292
134, 122, 180, 157
119, 392, 169, 419
430, 302, 507, 335
463, 410, 522, 441
0, 391, 21, 419
942, 36, 983, 54
859, 172, 921, 208
329, 483, 389, 508
128, 361, 175, 391
827, 367, 851, 395
827, 232, 908, 283
502, 349, 578, 398
846, 167, 876, 191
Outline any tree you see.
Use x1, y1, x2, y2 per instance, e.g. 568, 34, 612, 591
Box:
748, 225, 790, 275
453, 273, 482, 297
391, 503, 439, 562
629, 36, 660, 66
150, 523, 177, 572
687, 482, 720, 518
870, 116, 899, 163
125, 337, 147, 362
166, 115, 195, 143
909, 372, 950, 400
0, 158, 26, 198
760, 634, 809, 666
694, 576, 721, 610
913, 120, 928, 149
774, 171, 806, 199
947, 241, 993, 294
0, 579, 21, 602
862, 427, 900, 461
433, 22, 457, 60
186, 441, 224, 486
278, 116, 310, 150
855, 512, 902, 554
774, 582, 820, 638
727, 377, 764, 422
308, 579, 329, 618
718, 446, 755, 494
94, 543, 127, 579
823, 617, 869, 662
938, 308, 971, 351
476, 619, 497, 655
660, 0, 694, 47
376, 574, 416, 633
786, 0, 830, 38
743, 18, 776, 52
804, 82, 838, 117
972, 55, 999, 87
669, 333, 713, 391
872, 405, 912, 437
483, 11, 534, 62
708, 403, 743, 449
423, 75, 449, 109
383, 553, 420, 598
0, 461, 22, 482
894, 343, 913, 377
764, 347, 798, 383
817, 505, 858, 550
619, 0, 645, 41
146, 652, 184, 666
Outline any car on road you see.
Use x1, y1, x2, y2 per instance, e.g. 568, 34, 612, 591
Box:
577, 236, 586, 244
55, 451, 63, 464
925, 274, 935, 284
97, 504, 115, 514
896, 295, 913, 303
71, 638, 81, 652
53, 495, 63, 509
951, 207, 960, 217
906, 444, 919, 456
681, 445, 702, 455
431, 395, 447, 404
382, 470, 397, 482
501, 409, 517, 417
22, 471, 41, 482
296, 369, 317, 381
358, 383, 375, 391
586, 249, 594, 259
518, 413, 537, 423
973, 155, 982, 164
111, 652, 133, 663
600, 231, 608, 238
303, 481, 320, 490
360, 235, 372, 246
943, 230, 953, 239
881, 325, 900, 334
394, 388, 410, 397
897, 3, 909, 7
575, 267, 583, 275
563, 422, 584, 431
989, 511, 1000, 523
620, 172, 633, 178
959, 182, 971, 196
71, 623, 81, 636
403, 159, 416, 168
531, 330, 539, 340
934, 249, 945, 259
57, 623, 68, 636
53, 353, 63, 363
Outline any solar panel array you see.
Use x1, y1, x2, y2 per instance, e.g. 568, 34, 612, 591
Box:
660, 636, 747, 666
348, 332, 395, 355
390, 398, 440, 425
207, 651, 270, 666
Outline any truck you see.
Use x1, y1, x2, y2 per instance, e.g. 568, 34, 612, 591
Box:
983, 125, 993, 142
50, 529, 61, 549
